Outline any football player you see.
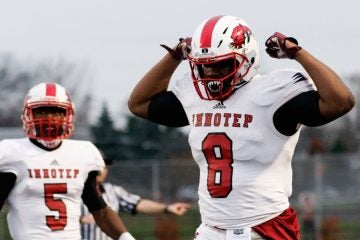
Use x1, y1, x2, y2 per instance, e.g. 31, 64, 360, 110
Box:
128, 15, 355, 240
0, 82, 135, 240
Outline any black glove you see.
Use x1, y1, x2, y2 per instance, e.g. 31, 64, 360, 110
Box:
160, 37, 191, 60
265, 32, 302, 59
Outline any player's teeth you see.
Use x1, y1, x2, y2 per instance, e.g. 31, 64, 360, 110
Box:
207, 82, 220, 93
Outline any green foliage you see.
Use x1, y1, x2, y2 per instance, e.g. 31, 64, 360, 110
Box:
90, 104, 190, 161
90, 103, 123, 160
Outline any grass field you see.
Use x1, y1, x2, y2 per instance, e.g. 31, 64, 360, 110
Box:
1, 205, 360, 239
0, 208, 201, 240
120, 208, 201, 240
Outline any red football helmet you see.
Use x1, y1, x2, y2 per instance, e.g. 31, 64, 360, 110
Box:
21, 82, 75, 146
188, 15, 259, 101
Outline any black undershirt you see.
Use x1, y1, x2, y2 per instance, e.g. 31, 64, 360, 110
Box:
148, 90, 330, 135
148, 91, 189, 127
0, 172, 16, 210
81, 171, 107, 212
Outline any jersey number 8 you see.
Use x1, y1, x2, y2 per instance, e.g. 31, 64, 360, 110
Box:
202, 133, 233, 198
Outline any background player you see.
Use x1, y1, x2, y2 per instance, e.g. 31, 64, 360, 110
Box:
80, 156, 190, 240
0, 82, 135, 240
128, 15, 355, 239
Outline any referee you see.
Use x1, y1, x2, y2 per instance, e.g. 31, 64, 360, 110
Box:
80, 156, 191, 240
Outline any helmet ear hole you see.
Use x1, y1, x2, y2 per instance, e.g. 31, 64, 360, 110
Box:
250, 57, 255, 64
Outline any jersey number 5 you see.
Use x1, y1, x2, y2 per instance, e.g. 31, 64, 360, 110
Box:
202, 133, 233, 198
44, 183, 67, 231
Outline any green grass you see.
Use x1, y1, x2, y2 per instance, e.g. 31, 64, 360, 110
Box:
1, 206, 360, 239
0, 207, 201, 240
120, 208, 201, 240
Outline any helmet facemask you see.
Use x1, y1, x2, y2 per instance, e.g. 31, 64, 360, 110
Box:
188, 15, 259, 101
24, 105, 74, 140
189, 52, 251, 100
21, 83, 75, 148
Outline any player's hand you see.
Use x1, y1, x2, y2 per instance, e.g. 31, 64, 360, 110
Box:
265, 32, 302, 59
160, 37, 192, 60
165, 202, 191, 216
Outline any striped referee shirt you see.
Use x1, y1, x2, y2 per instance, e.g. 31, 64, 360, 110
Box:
80, 182, 141, 240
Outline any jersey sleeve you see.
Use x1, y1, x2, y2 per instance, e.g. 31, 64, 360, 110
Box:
251, 69, 317, 136
84, 142, 105, 173
170, 73, 197, 108
0, 140, 20, 176
271, 69, 316, 108
273, 91, 329, 136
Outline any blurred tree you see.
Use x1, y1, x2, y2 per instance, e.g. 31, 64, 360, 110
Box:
0, 54, 92, 126
90, 105, 190, 161
124, 115, 163, 160
90, 103, 122, 160
124, 115, 190, 160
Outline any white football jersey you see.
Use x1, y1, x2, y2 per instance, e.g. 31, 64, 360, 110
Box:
0, 138, 105, 240
171, 69, 315, 229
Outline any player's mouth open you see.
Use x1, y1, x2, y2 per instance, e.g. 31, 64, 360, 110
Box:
207, 81, 221, 93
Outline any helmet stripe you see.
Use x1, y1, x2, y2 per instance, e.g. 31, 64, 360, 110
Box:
200, 15, 223, 48
45, 83, 56, 97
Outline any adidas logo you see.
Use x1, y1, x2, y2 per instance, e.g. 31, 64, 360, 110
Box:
213, 101, 226, 109
292, 72, 307, 83
50, 159, 60, 166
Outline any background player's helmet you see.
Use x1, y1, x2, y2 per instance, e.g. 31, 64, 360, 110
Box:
22, 82, 75, 146
188, 15, 259, 100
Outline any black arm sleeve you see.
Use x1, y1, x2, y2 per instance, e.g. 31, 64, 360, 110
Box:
0, 172, 16, 210
148, 91, 189, 127
81, 171, 107, 212
274, 91, 331, 136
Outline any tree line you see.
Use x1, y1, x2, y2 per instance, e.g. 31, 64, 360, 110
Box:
0, 54, 359, 161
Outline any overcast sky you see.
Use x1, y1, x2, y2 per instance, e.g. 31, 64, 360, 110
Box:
0, 0, 359, 124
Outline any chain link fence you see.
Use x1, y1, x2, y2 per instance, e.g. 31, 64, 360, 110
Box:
1, 153, 359, 239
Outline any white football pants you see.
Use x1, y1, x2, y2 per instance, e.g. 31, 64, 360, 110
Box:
193, 223, 265, 240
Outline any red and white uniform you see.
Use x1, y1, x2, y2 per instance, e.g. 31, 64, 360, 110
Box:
0, 138, 104, 240
171, 69, 315, 229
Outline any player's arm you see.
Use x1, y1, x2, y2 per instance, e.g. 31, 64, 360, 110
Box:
82, 171, 135, 240
92, 207, 134, 240
294, 47, 355, 119
128, 53, 181, 119
266, 32, 355, 120
128, 39, 190, 120
0, 172, 16, 210
128, 59, 188, 127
